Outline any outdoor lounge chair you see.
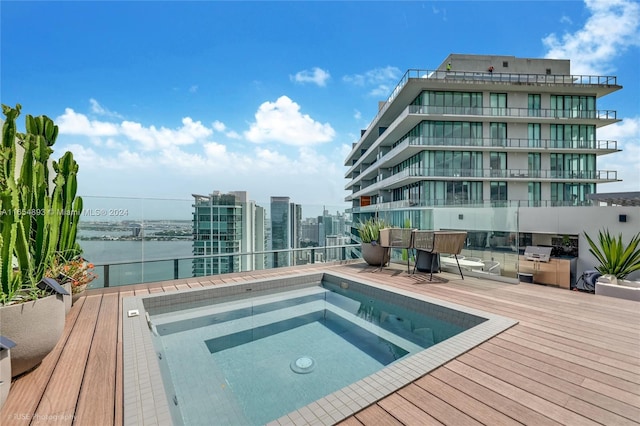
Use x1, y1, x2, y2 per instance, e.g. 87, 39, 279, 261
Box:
379, 228, 415, 274
412, 230, 468, 280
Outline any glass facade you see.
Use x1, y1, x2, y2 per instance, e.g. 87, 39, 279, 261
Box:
395, 120, 483, 147
192, 194, 242, 276
411, 90, 483, 114
550, 124, 596, 149
550, 95, 596, 118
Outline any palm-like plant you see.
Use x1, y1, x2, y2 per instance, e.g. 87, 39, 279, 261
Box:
355, 217, 388, 244
584, 229, 640, 280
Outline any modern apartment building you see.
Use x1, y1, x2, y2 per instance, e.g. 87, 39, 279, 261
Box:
192, 191, 266, 276
345, 54, 628, 283
346, 54, 621, 219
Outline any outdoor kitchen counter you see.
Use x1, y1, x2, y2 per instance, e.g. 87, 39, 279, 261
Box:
518, 255, 577, 289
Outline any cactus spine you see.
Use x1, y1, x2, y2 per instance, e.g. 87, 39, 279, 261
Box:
0, 104, 83, 304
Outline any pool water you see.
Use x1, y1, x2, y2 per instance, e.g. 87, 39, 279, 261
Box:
149, 281, 473, 425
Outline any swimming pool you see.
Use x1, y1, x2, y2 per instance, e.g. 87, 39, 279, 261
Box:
122, 271, 517, 425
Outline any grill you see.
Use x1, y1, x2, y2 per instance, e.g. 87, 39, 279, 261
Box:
523, 246, 552, 262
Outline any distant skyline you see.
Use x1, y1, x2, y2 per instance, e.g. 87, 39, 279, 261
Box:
2, 0, 639, 209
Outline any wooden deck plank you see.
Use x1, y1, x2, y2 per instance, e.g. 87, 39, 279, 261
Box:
491, 334, 640, 396
74, 293, 119, 426
374, 393, 442, 425
31, 295, 103, 425
468, 345, 640, 423
0, 297, 85, 425
446, 359, 601, 426
397, 382, 483, 426
431, 367, 562, 426
413, 375, 521, 426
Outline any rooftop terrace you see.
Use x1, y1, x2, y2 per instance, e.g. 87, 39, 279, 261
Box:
1, 261, 638, 425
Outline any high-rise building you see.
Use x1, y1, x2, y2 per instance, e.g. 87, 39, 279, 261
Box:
192, 191, 265, 276
345, 54, 621, 227
270, 196, 292, 267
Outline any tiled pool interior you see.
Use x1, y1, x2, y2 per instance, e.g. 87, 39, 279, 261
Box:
122, 271, 517, 425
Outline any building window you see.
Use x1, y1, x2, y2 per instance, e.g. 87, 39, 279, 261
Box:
528, 182, 541, 207
528, 123, 541, 147
546, 68, 552, 75
490, 93, 507, 116
550, 124, 595, 149
490, 182, 508, 206
528, 153, 541, 178
490, 152, 507, 177
550, 95, 596, 118
396, 120, 484, 147
412, 90, 482, 115
528, 94, 541, 117
490, 122, 507, 146
423, 181, 483, 206
551, 182, 595, 206
423, 150, 483, 178
550, 153, 595, 179
503, 61, 509, 68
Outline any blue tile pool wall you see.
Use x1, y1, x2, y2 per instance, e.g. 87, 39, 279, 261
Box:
123, 270, 518, 426
322, 275, 488, 331
143, 272, 324, 316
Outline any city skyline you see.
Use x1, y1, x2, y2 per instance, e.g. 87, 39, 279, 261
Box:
2, 1, 639, 208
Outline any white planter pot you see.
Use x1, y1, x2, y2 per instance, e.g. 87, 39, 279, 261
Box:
0, 343, 12, 409
0, 294, 66, 377
595, 280, 640, 301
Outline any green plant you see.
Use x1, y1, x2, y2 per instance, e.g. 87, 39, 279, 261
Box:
0, 104, 83, 304
355, 217, 388, 244
584, 229, 640, 280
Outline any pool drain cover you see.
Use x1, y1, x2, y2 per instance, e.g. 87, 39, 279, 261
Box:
290, 356, 316, 374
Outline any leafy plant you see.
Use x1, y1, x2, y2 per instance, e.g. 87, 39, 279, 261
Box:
584, 229, 640, 280
355, 217, 388, 244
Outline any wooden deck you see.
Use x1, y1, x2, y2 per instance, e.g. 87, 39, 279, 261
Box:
2, 262, 639, 425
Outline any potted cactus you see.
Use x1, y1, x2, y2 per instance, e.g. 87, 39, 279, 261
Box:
0, 104, 82, 377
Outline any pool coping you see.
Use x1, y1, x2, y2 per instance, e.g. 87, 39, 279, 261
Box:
122, 270, 518, 426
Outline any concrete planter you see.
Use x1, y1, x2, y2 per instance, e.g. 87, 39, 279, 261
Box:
0, 294, 66, 377
361, 242, 390, 266
595, 279, 640, 302
0, 337, 16, 409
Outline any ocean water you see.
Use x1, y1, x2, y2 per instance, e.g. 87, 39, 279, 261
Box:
79, 240, 193, 287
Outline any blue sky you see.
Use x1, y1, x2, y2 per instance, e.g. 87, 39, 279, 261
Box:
2, 0, 639, 211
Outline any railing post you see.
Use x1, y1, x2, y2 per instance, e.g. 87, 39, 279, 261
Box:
310, 248, 315, 264
104, 264, 110, 288
341, 246, 346, 261
174, 259, 179, 280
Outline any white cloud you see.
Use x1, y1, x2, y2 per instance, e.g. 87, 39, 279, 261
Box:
57, 108, 119, 137
244, 96, 335, 146
291, 67, 331, 87
189, 85, 198, 93
212, 120, 241, 139
543, 0, 640, 74
89, 98, 123, 119
119, 117, 212, 151
343, 66, 402, 98
53, 98, 348, 206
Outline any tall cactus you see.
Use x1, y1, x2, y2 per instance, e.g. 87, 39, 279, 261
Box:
0, 104, 83, 304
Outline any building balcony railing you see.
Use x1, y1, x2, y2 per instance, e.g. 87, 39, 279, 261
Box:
401, 136, 617, 151
353, 198, 597, 212
407, 104, 617, 120
349, 168, 618, 196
